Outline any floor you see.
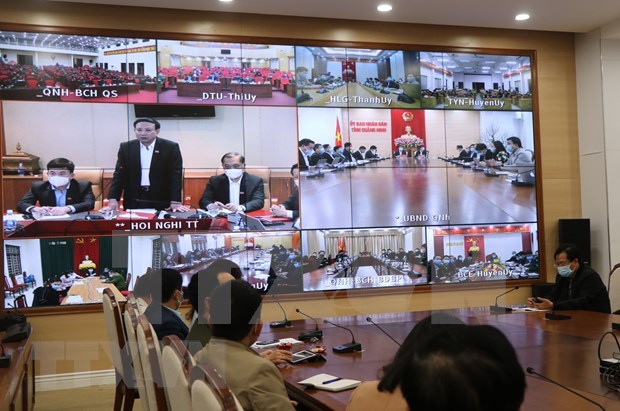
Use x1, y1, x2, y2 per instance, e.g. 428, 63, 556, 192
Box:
35, 385, 144, 411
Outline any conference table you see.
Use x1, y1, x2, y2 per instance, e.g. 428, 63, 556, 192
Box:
259, 309, 620, 410
60, 277, 125, 305
299, 158, 537, 230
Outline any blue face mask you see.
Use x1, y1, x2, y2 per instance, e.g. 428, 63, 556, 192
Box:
305, 149, 314, 156
443, 259, 450, 264
319, 148, 325, 154
506, 145, 513, 153
288, 255, 295, 260
434, 259, 441, 265
490, 148, 496, 153
557, 264, 573, 277
471, 149, 478, 155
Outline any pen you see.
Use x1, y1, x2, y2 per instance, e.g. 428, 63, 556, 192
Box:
322, 377, 342, 384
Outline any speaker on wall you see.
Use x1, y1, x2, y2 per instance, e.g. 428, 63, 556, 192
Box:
558, 219, 591, 265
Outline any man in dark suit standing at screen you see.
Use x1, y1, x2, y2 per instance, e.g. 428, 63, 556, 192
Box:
199, 152, 265, 213
106, 117, 187, 211
17, 157, 95, 216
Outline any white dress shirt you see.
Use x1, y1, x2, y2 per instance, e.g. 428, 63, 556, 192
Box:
140, 141, 155, 186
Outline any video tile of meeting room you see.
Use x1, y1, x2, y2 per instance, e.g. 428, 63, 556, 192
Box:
294, 46, 422, 108
0, 31, 158, 104
296, 106, 537, 230
418, 52, 533, 111
157, 40, 296, 107
425, 223, 540, 285
1, 100, 300, 238
3, 231, 303, 309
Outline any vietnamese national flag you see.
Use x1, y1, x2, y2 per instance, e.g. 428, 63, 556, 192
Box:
338, 237, 346, 252
335, 117, 343, 147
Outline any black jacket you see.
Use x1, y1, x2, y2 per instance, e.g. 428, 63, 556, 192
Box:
199, 172, 265, 212
144, 303, 189, 340
17, 179, 95, 213
547, 265, 611, 313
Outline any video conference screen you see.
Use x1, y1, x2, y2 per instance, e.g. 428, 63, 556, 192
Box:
0, 31, 539, 308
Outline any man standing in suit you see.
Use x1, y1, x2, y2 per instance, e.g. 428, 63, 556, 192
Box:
270, 164, 299, 219
106, 117, 187, 211
144, 268, 189, 340
197, 280, 295, 411
17, 157, 95, 216
199, 152, 265, 213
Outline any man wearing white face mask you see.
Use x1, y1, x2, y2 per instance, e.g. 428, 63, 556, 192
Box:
17, 157, 95, 216
144, 268, 189, 340
199, 152, 265, 213
527, 244, 610, 313
270, 164, 299, 219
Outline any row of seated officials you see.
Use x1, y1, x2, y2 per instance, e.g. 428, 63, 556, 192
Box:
130, 260, 527, 411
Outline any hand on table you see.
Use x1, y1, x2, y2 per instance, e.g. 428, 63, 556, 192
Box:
270, 204, 287, 217
260, 349, 292, 365
527, 297, 554, 310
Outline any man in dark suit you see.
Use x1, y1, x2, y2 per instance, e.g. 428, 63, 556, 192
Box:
365, 145, 380, 159
321, 144, 334, 164
17, 157, 95, 216
270, 164, 299, 219
106, 117, 187, 211
144, 268, 189, 340
393, 145, 411, 157
298, 138, 315, 171
309, 143, 325, 166
342, 142, 354, 162
353, 145, 367, 161
199, 152, 265, 213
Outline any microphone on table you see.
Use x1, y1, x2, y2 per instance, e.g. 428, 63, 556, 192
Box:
85, 176, 116, 220
295, 308, 323, 341
366, 317, 400, 346
489, 286, 519, 313
526, 367, 605, 410
269, 295, 291, 328
323, 319, 362, 353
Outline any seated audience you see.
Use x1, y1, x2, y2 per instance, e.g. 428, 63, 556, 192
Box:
199, 152, 265, 213
309, 143, 325, 166
103, 270, 128, 291
365, 145, 379, 159
195, 280, 295, 411
144, 268, 189, 340
270, 164, 299, 219
353, 146, 367, 161
527, 243, 611, 313
17, 157, 95, 216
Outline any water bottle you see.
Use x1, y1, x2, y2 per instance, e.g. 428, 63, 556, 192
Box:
17, 163, 25, 176
4, 210, 16, 233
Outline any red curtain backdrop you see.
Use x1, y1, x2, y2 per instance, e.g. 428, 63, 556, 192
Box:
522, 233, 532, 253
390, 109, 426, 150
433, 236, 444, 258
342, 61, 356, 82
73, 236, 100, 272
464, 235, 485, 262
292, 232, 301, 250
338, 237, 347, 252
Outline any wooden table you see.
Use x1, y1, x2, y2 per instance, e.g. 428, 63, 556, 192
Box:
259, 309, 620, 410
60, 277, 125, 305
299, 158, 537, 230
0, 329, 33, 410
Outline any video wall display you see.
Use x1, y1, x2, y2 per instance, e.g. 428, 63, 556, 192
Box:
0, 29, 539, 307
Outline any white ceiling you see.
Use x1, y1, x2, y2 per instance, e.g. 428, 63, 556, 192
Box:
50, 0, 620, 33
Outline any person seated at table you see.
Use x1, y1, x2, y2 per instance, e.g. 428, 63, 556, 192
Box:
194, 280, 296, 411
346, 313, 466, 411
453, 144, 469, 160
132, 269, 156, 314
505, 136, 533, 166
365, 145, 380, 159
333, 145, 346, 161
17, 157, 95, 216
309, 143, 326, 166
144, 268, 189, 340
322, 144, 335, 163
270, 164, 299, 219
59, 270, 81, 291
31, 280, 61, 307
527, 244, 611, 313
393, 145, 411, 158
413, 145, 428, 158
103, 269, 128, 291
353, 146, 367, 161
186, 259, 242, 355
199, 152, 265, 213
343, 142, 354, 162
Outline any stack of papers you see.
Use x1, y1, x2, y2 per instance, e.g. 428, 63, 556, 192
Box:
298, 373, 361, 392
251, 337, 303, 349
65, 295, 83, 304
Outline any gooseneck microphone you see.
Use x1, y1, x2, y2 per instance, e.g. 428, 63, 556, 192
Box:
526, 367, 605, 410
489, 286, 519, 313
366, 317, 400, 346
296, 308, 323, 341
269, 295, 292, 328
323, 319, 362, 353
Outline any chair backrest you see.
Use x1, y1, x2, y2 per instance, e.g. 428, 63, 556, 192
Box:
190, 364, 242, 411
125, 272, 132, 288
137, 314, 168, 411
216, 166, 271, 210
44, 167, 104, 209
123, 297, 150, 411
102, 289, 135, 386
14, 295, 27, 308
161, 335, 195, 410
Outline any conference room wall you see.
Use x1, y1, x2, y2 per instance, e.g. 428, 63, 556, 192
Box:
1, 1, 580, 376
98, 40, 157, 75
389, 51, 405, 80
420, 65, 450, 90
126, 235, 158, 289
3, 238, 43, 285
1, 101, 298, 170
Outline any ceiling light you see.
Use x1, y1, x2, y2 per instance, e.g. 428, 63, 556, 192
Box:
377, 4, 392, 12
219, 0, 233, 2
515, 13, 530, 21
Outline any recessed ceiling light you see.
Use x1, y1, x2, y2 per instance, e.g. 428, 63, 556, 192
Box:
377, 4, 392, 12
219, 0, 233, 2
515, 13, 530, 21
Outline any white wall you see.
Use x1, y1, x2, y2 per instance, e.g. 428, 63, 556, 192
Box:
389, 51, 405, 81
355, 62, 378, 82
326, 61, 343, 77
3, 239, 44, 286
127, 235, 158, 281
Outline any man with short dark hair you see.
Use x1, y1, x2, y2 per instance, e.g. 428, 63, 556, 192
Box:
199, 151, 265, 213
298, 138, 315, 171
199, 280, 295, 411
527, 244, 610, 313
353, 145, 367, 161
365, 145, 379, 159
106, 117, 187, 211
309, 143, 325, 166
144, 268, 189, 340
322, 144, 334, 163
17, 157, 95, 215
342, 142, 354, 162
505, 136, 532, 165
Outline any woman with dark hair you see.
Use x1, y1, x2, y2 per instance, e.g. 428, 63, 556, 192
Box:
490, 140, 509, 164
346, 313, 464, 410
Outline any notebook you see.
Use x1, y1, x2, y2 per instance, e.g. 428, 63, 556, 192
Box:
298, 373, 361, 392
